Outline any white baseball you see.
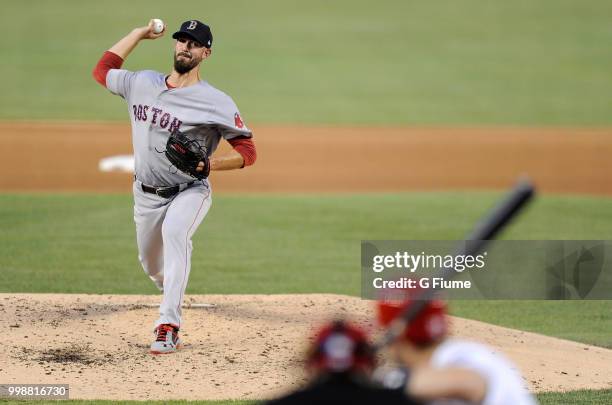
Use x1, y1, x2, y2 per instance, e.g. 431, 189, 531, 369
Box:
152, 18, 164, 34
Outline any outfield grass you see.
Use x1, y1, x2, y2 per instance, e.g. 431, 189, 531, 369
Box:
452, 300, 612, 348
1, 192, 611, 348
1, 0, 611, 125
538, 389, 612, 404
2, 192, 611, 295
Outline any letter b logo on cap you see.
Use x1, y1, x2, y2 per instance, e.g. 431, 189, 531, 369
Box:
187, 20, 197, 30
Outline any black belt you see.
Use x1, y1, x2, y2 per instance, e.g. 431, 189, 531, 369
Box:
141, 181, 194, 199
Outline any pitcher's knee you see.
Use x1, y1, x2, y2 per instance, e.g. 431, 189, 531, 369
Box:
138, 254, 162, 277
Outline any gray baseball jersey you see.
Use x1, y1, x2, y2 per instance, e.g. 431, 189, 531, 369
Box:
106, 68, 252, 187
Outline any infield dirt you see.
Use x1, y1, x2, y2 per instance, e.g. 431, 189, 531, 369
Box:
2, 293, 612, 400
1, 122, 611, 195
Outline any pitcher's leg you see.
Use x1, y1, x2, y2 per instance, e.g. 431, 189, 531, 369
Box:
133, 182, 168, 291
157, 185, 211, 327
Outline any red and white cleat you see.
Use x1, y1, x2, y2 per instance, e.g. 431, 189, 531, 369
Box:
150, 324, 181, 354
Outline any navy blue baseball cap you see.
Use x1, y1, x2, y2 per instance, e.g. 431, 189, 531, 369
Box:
172, 20, 213, 48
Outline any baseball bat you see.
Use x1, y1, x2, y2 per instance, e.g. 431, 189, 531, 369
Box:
373, 178, 535, 350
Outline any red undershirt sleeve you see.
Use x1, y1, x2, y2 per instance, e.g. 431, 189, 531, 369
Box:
227, 137, 257, 167
92, 51, 124, 87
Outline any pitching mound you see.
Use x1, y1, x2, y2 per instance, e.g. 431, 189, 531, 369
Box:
2, 293, 612, 400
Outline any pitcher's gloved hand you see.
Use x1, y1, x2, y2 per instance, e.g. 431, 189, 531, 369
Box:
164, 129, 210, 180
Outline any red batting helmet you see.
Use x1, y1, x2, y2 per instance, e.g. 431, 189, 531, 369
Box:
307, 320, 375, 373
377, 288, 448, 346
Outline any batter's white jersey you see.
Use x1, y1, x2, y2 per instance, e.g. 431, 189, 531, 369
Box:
430, 339, 538, 405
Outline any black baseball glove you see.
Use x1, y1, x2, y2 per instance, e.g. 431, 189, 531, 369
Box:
164, 129, 210, 180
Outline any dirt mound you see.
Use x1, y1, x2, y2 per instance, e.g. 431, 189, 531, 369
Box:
19, 343, 107, 366
2, 293, 611, 400
1, 122, 611, 195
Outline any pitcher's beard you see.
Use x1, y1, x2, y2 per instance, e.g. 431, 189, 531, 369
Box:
173, 54, 198, 74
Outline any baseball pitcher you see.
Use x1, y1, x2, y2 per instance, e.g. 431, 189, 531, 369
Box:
92, 19, 257, 354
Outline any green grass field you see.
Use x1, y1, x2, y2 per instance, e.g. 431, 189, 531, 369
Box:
2, 389, 612, 404
1, 0, 611, 124
2, 192, 611, 295
1, 192, 611, 351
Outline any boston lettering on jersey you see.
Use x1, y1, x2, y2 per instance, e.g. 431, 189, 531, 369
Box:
132, 104, 182, 133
